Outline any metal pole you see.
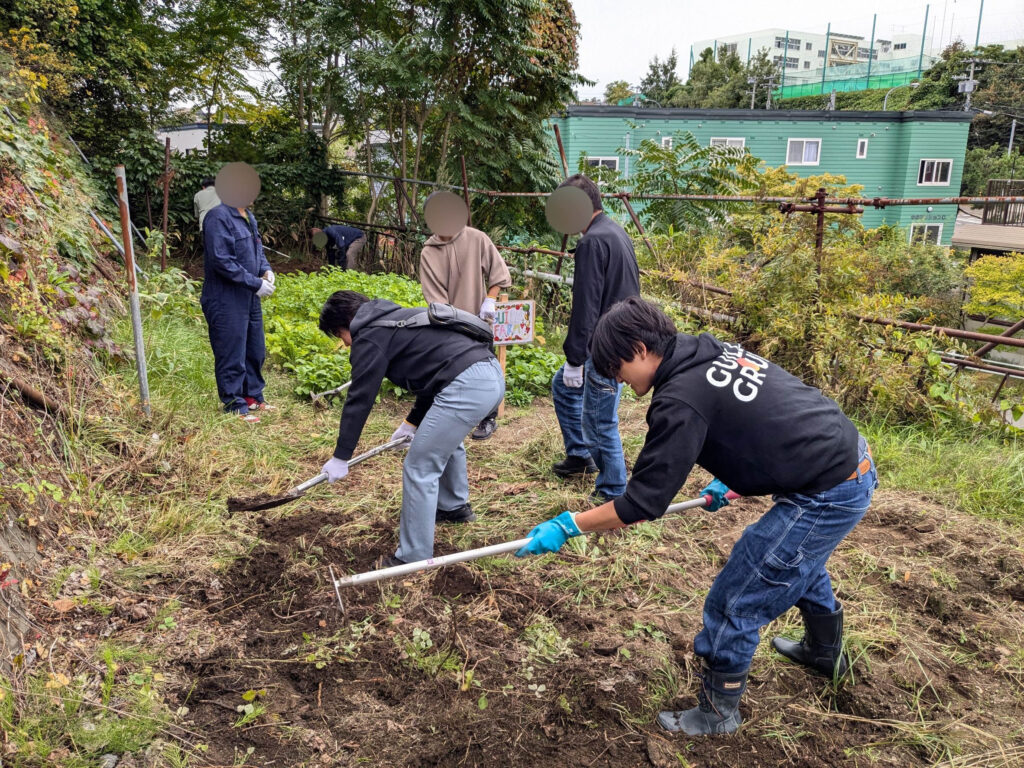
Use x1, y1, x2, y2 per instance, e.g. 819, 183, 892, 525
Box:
782, 30, 789, 88
552, 123, 570, 177
965, 60, 976, 111
918, 5, 930, 80
114, 166, 151, 419
332, 494, 718, 589
866, 14, 877, 87
1008, 118, 1017, 156
821, 23, 831, 95
161, 137, 170, 271
975, 0, 984, 50
459, 155, 472, 226
618, 195, 657, 260
747, 37, 752, 65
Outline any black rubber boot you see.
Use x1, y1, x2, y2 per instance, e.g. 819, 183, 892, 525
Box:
657, 665, 747, 735
771, 602, 850, 678
551, 455, 598, 479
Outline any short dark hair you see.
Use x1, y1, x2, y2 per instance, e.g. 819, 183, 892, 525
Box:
319, 290, 370, 337
200, 177, 215, 188
591, 297, 678, 378
557, 174, 602, 212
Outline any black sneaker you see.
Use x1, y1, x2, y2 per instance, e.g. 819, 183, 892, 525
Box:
470, 416, 497, 441
375, 554, 406, 569
551, 455, 599, 479
436, 504, 477, 523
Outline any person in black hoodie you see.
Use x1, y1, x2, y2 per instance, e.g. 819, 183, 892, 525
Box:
318, 291, 505, 567
549, 174, 640, 504
517, 297, 877, 736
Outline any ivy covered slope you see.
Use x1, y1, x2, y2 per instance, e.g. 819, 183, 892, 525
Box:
263, 267, 563, 405
1, 60, 184, 761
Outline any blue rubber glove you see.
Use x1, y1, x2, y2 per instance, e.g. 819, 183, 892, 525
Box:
700, 478, 732, 511
516, 511, 582, 557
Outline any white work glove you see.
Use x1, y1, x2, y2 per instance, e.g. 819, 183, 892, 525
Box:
256, 279, 275, 298
263, 270, 275, 285
390, 420, 417, 447
562, 363, 584, 388
321, 457, 349, 484
479, 297, 496, 322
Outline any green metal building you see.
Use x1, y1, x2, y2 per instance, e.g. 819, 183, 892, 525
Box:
550, 106, 973, 245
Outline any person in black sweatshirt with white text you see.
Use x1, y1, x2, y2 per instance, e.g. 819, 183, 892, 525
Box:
518, 297, 877, 736
318, 291, 505, 567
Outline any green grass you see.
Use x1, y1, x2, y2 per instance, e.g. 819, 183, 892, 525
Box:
858, 420, 1024, 524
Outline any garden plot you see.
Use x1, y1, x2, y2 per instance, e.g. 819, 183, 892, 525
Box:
113, 402, 1023, 768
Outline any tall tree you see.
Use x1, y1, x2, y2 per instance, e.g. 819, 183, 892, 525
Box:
638, 47, 681, 106
603, 80, 634, 104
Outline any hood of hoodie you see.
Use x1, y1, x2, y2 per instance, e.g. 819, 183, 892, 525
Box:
651, 333, 722, 391
422, 226, 468, 250
349, 298, 406, 335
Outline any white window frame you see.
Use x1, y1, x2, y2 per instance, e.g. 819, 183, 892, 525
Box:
917, 158, 952, 186
909, 223, 943, 245
661, 136, 673, 149
585, 156, 619, 171
786, 138, 821, 166
710, 137, 745, 150
856, 138, 869, 159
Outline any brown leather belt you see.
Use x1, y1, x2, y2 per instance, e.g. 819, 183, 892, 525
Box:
846, 443, 873, 480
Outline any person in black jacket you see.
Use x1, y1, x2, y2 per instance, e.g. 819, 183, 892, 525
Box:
549, 175, 640, 504
518, 297, 877, 736
318, 291, 505, 567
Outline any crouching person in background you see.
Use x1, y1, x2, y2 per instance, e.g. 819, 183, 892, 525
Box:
517, 297, 877, 736
318, 291, 505, 566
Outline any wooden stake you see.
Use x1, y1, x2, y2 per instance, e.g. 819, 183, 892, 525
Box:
497, 292, 507, 417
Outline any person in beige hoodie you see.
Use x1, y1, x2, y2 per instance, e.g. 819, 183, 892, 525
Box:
419, 224, 511, 440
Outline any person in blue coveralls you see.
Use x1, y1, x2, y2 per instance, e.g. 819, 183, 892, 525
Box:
200, 163, 276, 423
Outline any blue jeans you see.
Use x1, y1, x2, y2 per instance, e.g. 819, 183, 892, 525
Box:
396, 360, 505, 562
694, 436, 878, 674
551, 359, 628, 499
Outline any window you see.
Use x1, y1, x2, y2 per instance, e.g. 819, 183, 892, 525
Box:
773, 55, 799, 69
909, 223, 942, 245
817, 50, 826, 58
856, 138, 868, 158
856, 47, 878, 60
723, 42, 737, 56
803, 61, 811, 69
774, 36, 801, 51
917, 159, 952, 185
586, 156, 619, 171
710, 137, 745, 150
805, 42, 813, 50
661, 136, 673, 149
786, 138, 821, 165
894, 42, 908, 50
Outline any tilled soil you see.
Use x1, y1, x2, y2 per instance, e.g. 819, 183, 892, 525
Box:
159, 485, 1024, 767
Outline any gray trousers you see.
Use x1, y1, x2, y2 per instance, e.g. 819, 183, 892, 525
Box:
396, 359, 505, 562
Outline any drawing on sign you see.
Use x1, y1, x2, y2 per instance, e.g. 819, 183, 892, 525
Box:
493, 300, 534, 346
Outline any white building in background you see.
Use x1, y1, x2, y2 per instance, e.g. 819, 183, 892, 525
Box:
155, 123, 226, 155
690, 28, 924, 72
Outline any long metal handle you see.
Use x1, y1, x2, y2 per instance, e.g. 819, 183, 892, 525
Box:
290, 436, 411, 495
333, 490, 740, 589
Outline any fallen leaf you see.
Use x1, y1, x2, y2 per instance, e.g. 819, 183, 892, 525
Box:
52, 599, 75, 613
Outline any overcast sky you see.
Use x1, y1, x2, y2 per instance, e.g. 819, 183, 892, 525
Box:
572, 0, 1024, 99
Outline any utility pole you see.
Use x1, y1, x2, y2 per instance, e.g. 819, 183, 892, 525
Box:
1010, 118, 1018, 156
748, 77, 757, 109
766, 74, 775, 110
955, 59, 980, 111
